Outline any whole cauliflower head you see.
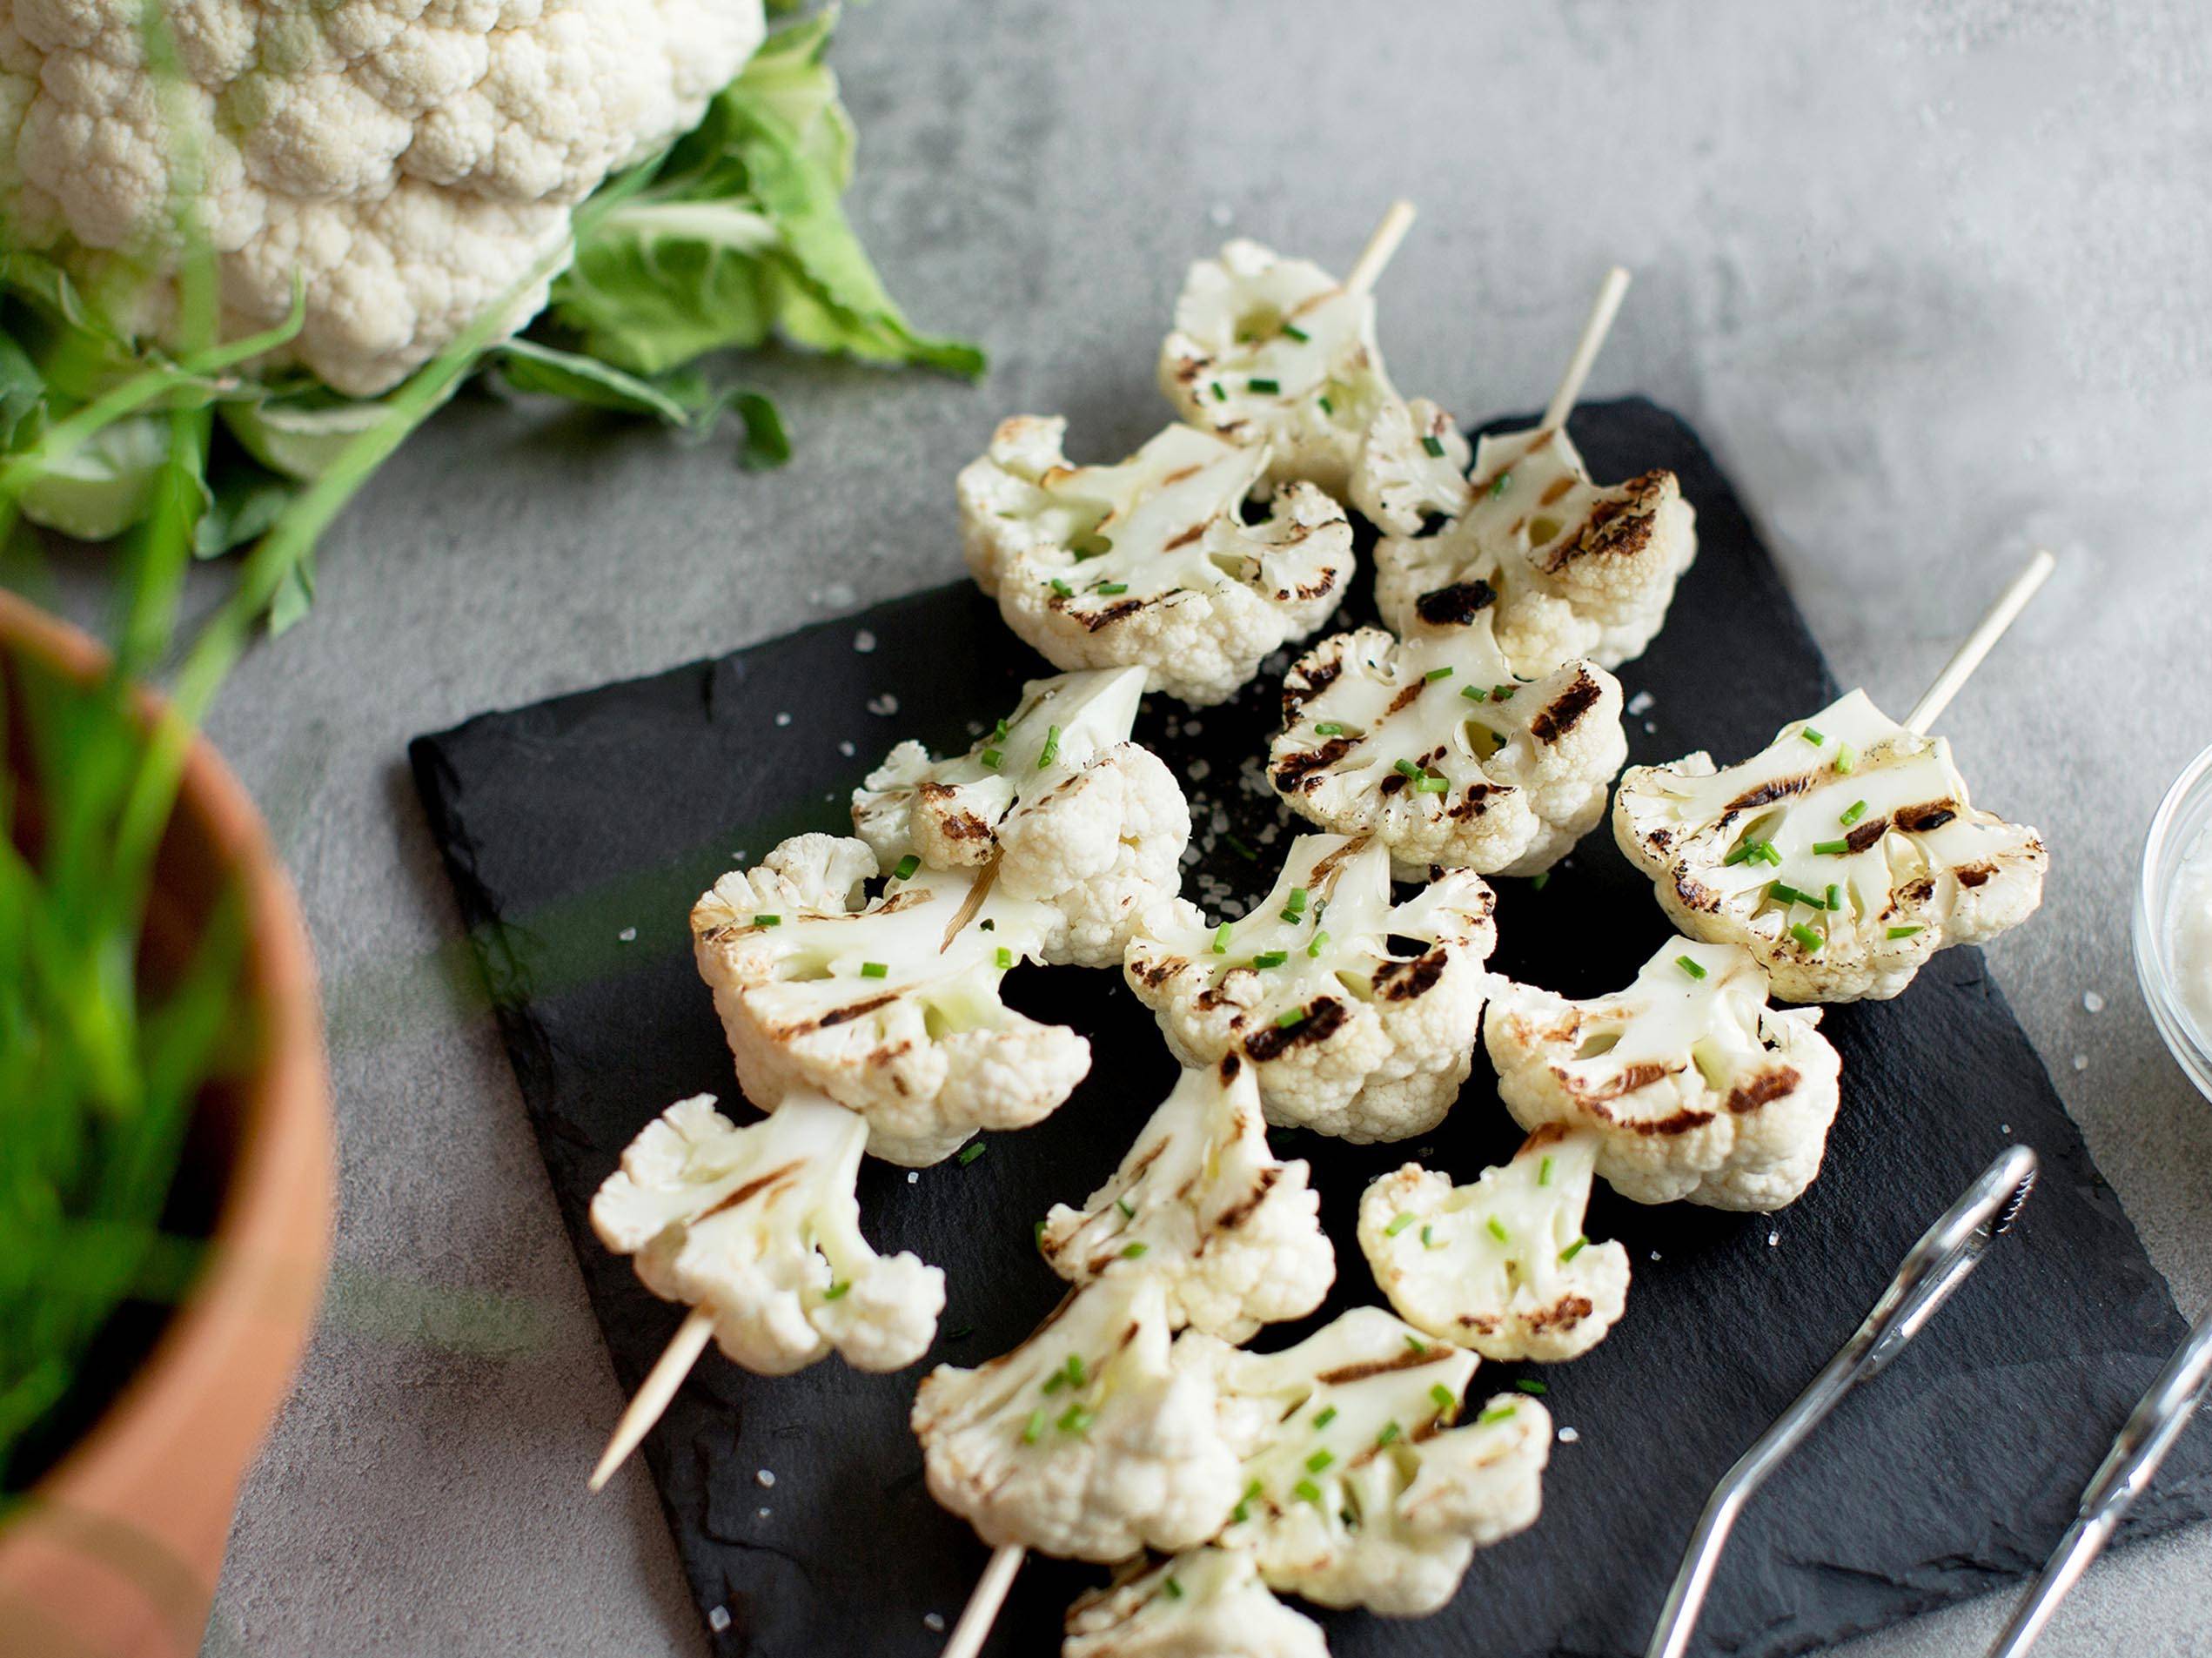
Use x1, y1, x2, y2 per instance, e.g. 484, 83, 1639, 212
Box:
589, 1091, 942, 1374
1612, 689, 2049, 1003
1063, 1547, 1328, 1658
956, 415, 1354, 708
1156, 238, 1406, 494
1485, 937, 1842, 1210
690, 833, 1091, 1167
851, 667, 1191, 967
1270, 621, 1626, 881
1039, 1055, 1334, 1344
1358, 1127, 1631, 1363
912, 1272, 1241, 1562
1364, 419, 1698, 677
1176, 1306, 1550, 1616
1124, 834, 1497, 1144
0, 0, 767, 394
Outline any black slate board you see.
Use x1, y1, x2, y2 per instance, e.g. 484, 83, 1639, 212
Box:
410, 399, 2211, 1658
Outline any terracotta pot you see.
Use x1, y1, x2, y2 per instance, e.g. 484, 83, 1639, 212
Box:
0, 593, 334, 1658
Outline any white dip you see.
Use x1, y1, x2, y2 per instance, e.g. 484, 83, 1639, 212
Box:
2171, 826, 2212, 1039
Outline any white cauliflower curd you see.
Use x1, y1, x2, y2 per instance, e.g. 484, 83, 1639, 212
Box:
1063, 1546, 1328, 1658
690, 833, 1089, 1167
1156, 238, 1405, 493
850, 667, 1190, 967
1358, 1128, 1630, 1362
1485, 938, 1842, 1211
0, 0, 768, 395
1124, 835, 1496, 1144
589, 1091, 942, 1374
956, 415, 1354, 708
1362, 413, 1697, 677
1612, 689, 2048, 1003
1270, 621, 1626, 881
911, 1272, 1242, 1562
1038, 1056, 1334, 1344
1176, 1306, 1550, 1615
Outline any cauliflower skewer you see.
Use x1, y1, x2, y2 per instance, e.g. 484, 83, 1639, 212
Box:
1156, 202, 1417, 494
1270, 619, 1627, 880
1358, 1127, 1632, 1363
1125, 834, 1498, 1143
1614, 543, 2053, 1009
1486, 938, 1843, 1210
851, 667, 1191, 967
1064, 1545, 1330, 1658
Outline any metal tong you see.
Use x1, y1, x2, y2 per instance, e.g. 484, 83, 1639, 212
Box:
1646, 1144, 2041, 1658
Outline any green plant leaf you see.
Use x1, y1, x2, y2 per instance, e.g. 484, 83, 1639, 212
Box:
193, 455, 296, 560
11, 416, 171, 540
490, 339, 788, 467
218, 389, 427, 483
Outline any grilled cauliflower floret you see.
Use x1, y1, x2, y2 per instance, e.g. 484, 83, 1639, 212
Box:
1347, 397, 1473, 534
1040, 1056, 1334, 1344
851, 668, 1190, 966
1270, 622, 1626, 881
691, 834, 1090, 1167
912, 1273, 1241, 1562
1176, 1307, 1549, 1615
1366, 420, 1697, 676
1485, 939, 1842, 1210
1612, 689, 2049, 1003
1359, 1128, 1631, 1362
957, 416, 1353, 708
1124, 835, 1497, 1144
1064, 1547, 1328, 1658
589, 1092, 942, 1373
1156, 238, 1404, 493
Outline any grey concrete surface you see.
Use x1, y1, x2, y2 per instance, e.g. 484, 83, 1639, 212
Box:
54, 0, 2211, 1652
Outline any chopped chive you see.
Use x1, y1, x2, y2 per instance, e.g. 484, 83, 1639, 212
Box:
1065, 1353, 1086, 1386
992, 718, 1010, 742
1491, 685, 1518, 701
996, 946, 1014, 970
755, 913, 782, 927
981, 747, 1004, 769
1404, 1334, 1428, 1355
1282, 322, 1310, 342
1212, 922, 1233, 954
1293, 1478, 1324, 1504
1394, 758, 1421, 778
861, 961, 889, 978
1163, 1574, 1184, 1601
1887, 924, 1923, 939
1835, 742, 1857, 774
1769, 882, 1806, 907
822, 1280, 851, 1300
1058, 1405, 1094, 1435
1276, 1005, 1308, 1030
1385, 1212, 1416, 1238
1254, 949, 1289, 969
1811, 838, 1850, 856
1415, 773, 1450, 794
893, 853, 921, 881
1429, 1383, 1456, 1412
1286, 887, 1309, 913
1094, 581, 1129, 596
1034, 1218, 1047, 1246
957, 1141, 987, 1166
1249, 377, 1282, 394
1042, 1369, 1066, 1395
1839, 799, 1868, 827
1022, 1407, 1046, 1444
1037, 724, 1062, 770
1790, 922, 1825, 952
1121, 1241, 1150, 1260
1376, 1420, 1402, 1447
1724, 840, 1763, 867
1677, 953, 1708, 980
1491, 471, 1512, 497
1314, 720, 1346, 735
1307, 930, 1329, 957
1278, 907, 1302, 924
1479, 1404, 1518, 1425
1305, 1448, 1335, 1473
1420, 1224, 1438, 1250
1317, 393, 1334, 414
1225, 834, 1258, 860
1314, 1406, 1338, 1429
1801, 726, 1826, 746
1421, 433, 1446, 457
1538, 1155, 1554, 1186
1516, 1379, 1548, 1395
1461, 682, 1487, 701
1559, 1236, 1589, 1263
1116, 1197, 1136, 1219
1211, 382, 1227, 402
1826, 883, 1843, 912
1531, 870, 1550, 890
1486, 1217, 1510, 1244
1424, 665, 1455, 681
1049, 578, 1073, 596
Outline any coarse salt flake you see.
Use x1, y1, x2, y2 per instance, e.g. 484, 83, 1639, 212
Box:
774, 711, 793, 728
923, 1612, 947, 1633
618, 927, 636, 943
708, 1607, 732, 1633
1626, 690, 1655, 716
1558, 1426, 1580, 1444
756, 1469, 775, 1488
868, 694, 901, 717
2082, 990, 2105, 1013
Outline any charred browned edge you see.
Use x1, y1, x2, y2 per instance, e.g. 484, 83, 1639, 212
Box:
1844, 816, 1887, 854
1243, 997, 1350, 1060
1525, 1295, 1596, 1332
1317, 1345, 1450, 1387
1305, 837, 1367, 885
1538, 474, 1575, 507
1578, 1059, 1672, 1104
1133, 954, 1183, 990
1956, 863, 1994, 889
1212, 1164, 1281, 1234
1542, 471, 1669, 573
1446, 782, 1506, 820
1531, 671, 1601, 743
815, 991, 899, 1029
1385, 681, 1425, 718
1674, 874, 1723, 913
1290, 568, 1339, 603
1219, 1053, 1242, 1083
1069, 597, 1149, 632
1726, 1067, 1800, 1115
1161, 464, 1202, 486
696, 1159, 805, 1219
1373, 951, 1446, 1002
1414, 579, 1497, 628
1518, 1122, 1573, 1152
1163, 524, 1204, 551
1727, 773, 1817, 812
1274, 734, 1359, 791
1895, 801, 1959, 834
1281, 655, 1342, 714
1378, 769, 1409, 797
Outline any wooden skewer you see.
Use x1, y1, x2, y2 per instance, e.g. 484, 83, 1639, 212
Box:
1903, 549, 2055, 735
942, 1542, 1027, 1658
589, 1305, 714, 1492
1541, 265, 1632, 434
1343, 199, 1417, 299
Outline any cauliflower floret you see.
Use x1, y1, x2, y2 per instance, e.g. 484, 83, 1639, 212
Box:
1364, 419, 1697, 677
956, 416, 1354, 708
1, 0, 767, 395
1270, 622, 1626, 881
1125, 835, 1496, 1144
1347, 396, 1473, 534
1176, 1307, 1550, 1615
1039, 1056, 1334, 1343
1485, 938, 1842, 1210
912, 1272, 1241, 1562
1358, 1128, 1631, 1363
1612, 689, 2049, 1003
589, 1091, 942, 1373
851, 668, 1190, 967
691, 834, 1090, 1166
1063, 1547, 1328, 1658
1156, 238, 1402, 493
